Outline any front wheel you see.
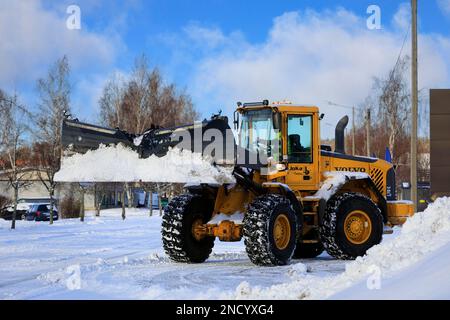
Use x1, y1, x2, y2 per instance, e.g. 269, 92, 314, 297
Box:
162, 194, 215, 263
243, 194, 298, 266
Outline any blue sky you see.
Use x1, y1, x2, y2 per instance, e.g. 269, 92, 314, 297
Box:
1, 0, 450, 138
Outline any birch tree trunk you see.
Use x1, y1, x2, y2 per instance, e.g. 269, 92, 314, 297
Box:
124, 183, 133, 209
148, 191, 153, 216
80, 187, 85, 222
49, 186, 55, 225
11, 185, 18, 230
94, 185, 102, 217
121, 191, 126, 220
157, 184, 163, 216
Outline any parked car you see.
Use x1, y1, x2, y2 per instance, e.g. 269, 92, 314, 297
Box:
1, 198, 57, 220
0, 204, 27, 220
26, 204, 59, 221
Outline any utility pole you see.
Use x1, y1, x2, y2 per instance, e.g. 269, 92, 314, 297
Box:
411, 0, 418, 212
366, 109, 371, 157
352, 106, 355, 155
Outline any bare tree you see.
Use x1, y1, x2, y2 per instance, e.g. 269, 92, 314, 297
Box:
93, 183, 107, 217
345, 55, 432, 191
99, 54, 198, 133
99, 55, 199, 212
121, 189, 126, 220
375, 56, 411, 160
99, 73, 126, 128
0, 91, 32, 229
79, 184, 86, 222
33, 56, 71, 224
140, 182, 156, 216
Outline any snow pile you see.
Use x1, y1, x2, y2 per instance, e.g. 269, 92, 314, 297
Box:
55, 144, 235, 184
305, 171, 369, 201
334, 241, 450, 299
228, 197, 450, 299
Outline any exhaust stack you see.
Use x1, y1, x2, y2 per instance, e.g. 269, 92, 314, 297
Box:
335, 116, 349, 154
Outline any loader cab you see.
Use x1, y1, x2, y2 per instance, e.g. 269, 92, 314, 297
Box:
236, 101, 321, 191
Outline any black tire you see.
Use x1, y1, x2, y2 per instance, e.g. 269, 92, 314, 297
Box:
243, 194, 298, 266
293, 242, 324, 259
162, 194, 215, 263
320, 193, 383, 260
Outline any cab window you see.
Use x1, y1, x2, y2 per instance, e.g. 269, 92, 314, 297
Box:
287, 115, 313, 163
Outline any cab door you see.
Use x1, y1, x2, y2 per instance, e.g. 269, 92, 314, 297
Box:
284, 113, 319, 189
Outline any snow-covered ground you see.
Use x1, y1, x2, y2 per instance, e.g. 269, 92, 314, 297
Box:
0, 208, 346, 299
1, 198, 450, 300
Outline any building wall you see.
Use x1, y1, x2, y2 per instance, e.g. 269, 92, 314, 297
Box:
0, 181, 52, 201
430, 89, 450, 198
0, 172, 160, 211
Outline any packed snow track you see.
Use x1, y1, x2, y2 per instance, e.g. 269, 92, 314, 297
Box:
0, 209, 346, 299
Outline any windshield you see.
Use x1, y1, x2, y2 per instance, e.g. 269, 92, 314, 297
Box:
238, 109, 280, 159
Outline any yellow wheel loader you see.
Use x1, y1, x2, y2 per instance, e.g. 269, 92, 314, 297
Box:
61, 100, 414, 266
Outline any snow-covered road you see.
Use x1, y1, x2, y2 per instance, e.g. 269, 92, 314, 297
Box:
0, 209, 346, 300
2, 197, 450, 300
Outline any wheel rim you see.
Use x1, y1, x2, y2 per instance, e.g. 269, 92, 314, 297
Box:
273, 214, 291, 250
191, 218, 205, 241
344, 210, 372, 245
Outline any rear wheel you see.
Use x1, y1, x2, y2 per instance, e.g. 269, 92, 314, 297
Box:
243, 194, 298, 266
320, 193, 383, 259
162, 194, 215, 263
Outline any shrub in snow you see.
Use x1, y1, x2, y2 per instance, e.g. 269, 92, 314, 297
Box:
0, 195, 11, 209
60, 195, 81, 219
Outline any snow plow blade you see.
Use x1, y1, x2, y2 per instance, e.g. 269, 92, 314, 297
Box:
61, 116, 235, 164
62, 119, 135, 154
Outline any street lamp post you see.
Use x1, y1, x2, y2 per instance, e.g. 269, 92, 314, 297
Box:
366, 109, 371, 157
352, 106, 355, 156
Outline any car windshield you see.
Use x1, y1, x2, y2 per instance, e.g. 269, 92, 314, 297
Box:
238, 109, 280, 159
36, 204, 53, 212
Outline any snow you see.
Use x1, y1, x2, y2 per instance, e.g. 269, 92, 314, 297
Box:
388, 200, 414, 205
133, 135, 144, 147
304, 171, 369, 201
208, 212, 244, 224
0, 208, 345, 300
333, 242, 450, 299
55, 144, 235, 184
2, 197, 450, 300
228, 197, 450, 299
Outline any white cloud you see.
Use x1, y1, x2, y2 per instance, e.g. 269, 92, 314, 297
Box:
438, 0, 450, 16
0, 0, 121, 89
186, 8, 450, 138
393, 3, 410, 31
183, 24, 227, 49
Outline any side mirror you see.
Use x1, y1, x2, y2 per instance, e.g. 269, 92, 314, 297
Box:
233, 111, 240, 130
272, 112, 281, 131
